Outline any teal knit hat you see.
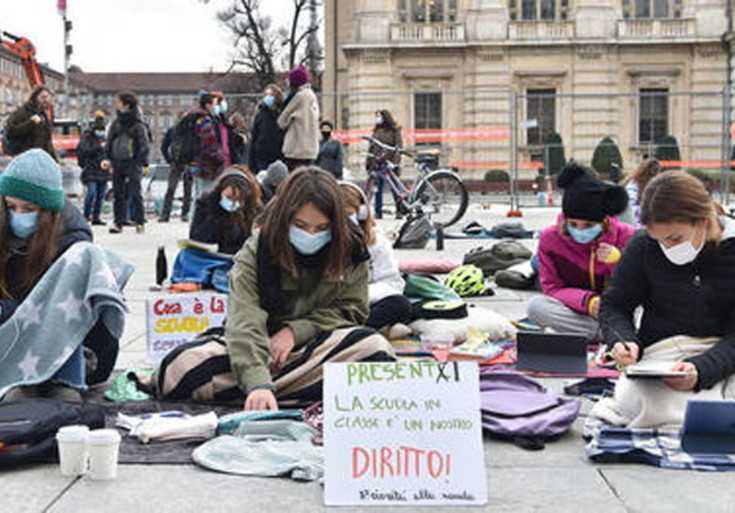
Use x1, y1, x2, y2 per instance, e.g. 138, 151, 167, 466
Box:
0, 149, 65, 212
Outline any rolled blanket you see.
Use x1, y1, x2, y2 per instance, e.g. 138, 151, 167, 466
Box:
0, 242, 134, 397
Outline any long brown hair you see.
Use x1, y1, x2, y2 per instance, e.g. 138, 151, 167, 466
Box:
624, 159, 661, 193
262, 167, 361, 279
339, 182, 376, 246
210, 166, 262, 237
640, 171, 717, 226
265, 83, 284, 107
376, 109, 399, 129
0, 202, 62, 299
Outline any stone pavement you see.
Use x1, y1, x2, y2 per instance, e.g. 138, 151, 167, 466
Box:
3, 203, 735, 513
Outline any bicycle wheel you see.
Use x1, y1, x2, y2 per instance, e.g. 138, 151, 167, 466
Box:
412, 170, 468, 228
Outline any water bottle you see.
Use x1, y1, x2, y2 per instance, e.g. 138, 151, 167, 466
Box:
435, 223, 444, 251
156, 246, 168, 286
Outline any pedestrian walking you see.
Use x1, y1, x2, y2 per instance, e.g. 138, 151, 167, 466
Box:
278, 65, 320, 172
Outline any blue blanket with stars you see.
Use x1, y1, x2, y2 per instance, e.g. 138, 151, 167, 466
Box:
0, 242, 134, 397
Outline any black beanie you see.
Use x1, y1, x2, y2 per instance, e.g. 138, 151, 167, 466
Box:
557, 163, 629, 222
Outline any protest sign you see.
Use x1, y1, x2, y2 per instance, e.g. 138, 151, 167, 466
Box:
324, 361, 487, 506
146, 293, 227, 363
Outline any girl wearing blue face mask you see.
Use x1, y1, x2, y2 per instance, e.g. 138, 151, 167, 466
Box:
188, 167, 262, 255
527, 163, 635, 341
0, 149, 121, 403
159, 168, 396, 410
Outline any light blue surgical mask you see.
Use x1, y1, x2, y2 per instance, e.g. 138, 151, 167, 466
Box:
567, 223, 603, 244
263, 95, 275, 108
289, 225, 332, 256
10, 211, 39, 239
219, 100, 228, 114
220, 196, 240, 213
212, 104, 221, 117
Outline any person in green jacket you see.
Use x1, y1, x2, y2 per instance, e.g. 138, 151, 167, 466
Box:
226, 167, 396, 410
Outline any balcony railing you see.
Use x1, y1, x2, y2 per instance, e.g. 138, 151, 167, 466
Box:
508, 21, 576, 40
389, 22, 466, 43
617, 18, 696, 39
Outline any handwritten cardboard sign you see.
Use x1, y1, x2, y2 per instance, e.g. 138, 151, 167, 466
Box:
324, 361, 487, 506
146, 293, 227, 363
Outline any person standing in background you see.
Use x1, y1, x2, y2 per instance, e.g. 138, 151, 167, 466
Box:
77, 111, 109, 225
366, 110, 403, 219
316, 121, 344, 179
248, 84, 284, 173
4, 86, 57, 161
159, 111, 193, 223
278, 65, 320, 172
189, 92, 224, 218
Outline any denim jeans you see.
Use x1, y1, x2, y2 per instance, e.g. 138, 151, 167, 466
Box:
83, 181, 107, 220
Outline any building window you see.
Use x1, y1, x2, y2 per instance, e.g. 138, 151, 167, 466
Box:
509, 0, 569, 21
400, 0, 457, 23
414, 92, 442, 132
623, 0, 682, 19
526, 88, 556, 146
639, 88, 668, 145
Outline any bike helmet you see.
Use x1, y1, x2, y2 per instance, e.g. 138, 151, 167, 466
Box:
445, 265, 485, 297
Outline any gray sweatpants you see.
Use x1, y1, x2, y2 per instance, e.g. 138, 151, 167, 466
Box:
527, 295, 600, 341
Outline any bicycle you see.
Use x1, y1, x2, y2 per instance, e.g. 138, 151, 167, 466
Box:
362, 135, 468, 228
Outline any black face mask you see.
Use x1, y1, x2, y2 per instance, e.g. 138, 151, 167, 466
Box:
321, 131, 331, 139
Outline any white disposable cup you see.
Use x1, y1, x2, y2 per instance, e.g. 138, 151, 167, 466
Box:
87, 429, 122, 481
56, 425, 90, 477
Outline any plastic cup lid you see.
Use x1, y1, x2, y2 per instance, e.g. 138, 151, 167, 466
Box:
56, 425, 90, 442
88, 429, 122, 445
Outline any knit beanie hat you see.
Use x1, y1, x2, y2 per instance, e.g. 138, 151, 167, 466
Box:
558, 163, 628, 222
0, 149, 65, 212
288, 65, 310, 88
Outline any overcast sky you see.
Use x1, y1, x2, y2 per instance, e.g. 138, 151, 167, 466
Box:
0, 0, 321, 73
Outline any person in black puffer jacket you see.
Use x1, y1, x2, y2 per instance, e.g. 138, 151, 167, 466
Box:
248, 84, 284, 173
189, 166, 262, 255
77, 113, 110, 225
601, 171, 735, 393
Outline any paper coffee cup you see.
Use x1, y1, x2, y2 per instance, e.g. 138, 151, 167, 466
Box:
56, 425, 90, 477
87, 429, 122, 480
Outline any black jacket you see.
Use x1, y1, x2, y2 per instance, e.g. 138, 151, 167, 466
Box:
316, 137, 344, 179
160, 126, 174, 164
105, 110, 150, 168
5, 102, 57, 161
77, 129, 109, 183
248, 105, 284, 172
189, 192, 252, 255
6, 200, 92, 301
601, 225, 735, 390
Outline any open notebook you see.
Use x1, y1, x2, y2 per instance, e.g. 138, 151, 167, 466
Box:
625, 360, 690, 379
177, 239, 233, 260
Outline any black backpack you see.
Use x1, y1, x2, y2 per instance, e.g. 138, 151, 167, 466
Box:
170, 112, 203, 166
1, 127, 22, 157
0, 399, 106, 468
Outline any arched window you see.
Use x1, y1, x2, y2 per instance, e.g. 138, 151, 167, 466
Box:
509, 0, 570, 21
399, 0, 457, 23
622, 0, 682, 19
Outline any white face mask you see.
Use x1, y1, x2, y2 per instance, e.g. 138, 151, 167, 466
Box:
659, 226, 704, 266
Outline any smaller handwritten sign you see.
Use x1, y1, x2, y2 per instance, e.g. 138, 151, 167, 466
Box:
146, 293, 227, 363
324, 361, 487, 506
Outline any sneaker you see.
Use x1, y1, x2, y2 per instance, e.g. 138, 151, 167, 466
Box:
91, 219, 106, 226
109, 225, 123, 234
181, 215, 189, 223
136, 224, 145, 234
158, 218, 170, 223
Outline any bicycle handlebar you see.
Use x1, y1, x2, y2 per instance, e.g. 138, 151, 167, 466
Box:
362, 135, 414, 158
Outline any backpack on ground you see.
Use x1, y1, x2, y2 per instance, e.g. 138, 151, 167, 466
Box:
394, 215, 433, 250
480, 368, 580, 450
463, 240, 532, 276
170, 112, 203, 166
0, 399, 105, 468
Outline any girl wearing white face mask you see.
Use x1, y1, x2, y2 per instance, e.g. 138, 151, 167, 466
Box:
527, 164, 635, 341
159, 168, 396, 410
339, 182, 412, 333
602, 171, 735, 400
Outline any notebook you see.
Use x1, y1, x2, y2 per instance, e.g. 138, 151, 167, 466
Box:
624, 360, 690, 379
515, 331, 588, 374
681, 400, 735, 454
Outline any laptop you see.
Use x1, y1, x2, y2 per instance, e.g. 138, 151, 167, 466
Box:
515, 331, 588, 374
681, 400, 735, 454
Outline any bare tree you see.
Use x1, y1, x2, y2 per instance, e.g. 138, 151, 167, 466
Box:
203, 0, 323, 91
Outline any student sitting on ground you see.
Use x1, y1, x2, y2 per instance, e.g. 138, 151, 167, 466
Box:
527, 163, 635, 340
190, 166, 262, 255
339, 181, 412, 332
0, 149, 119, 402
602, 171, 735, 400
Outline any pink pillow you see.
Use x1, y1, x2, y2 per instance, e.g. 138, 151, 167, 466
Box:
399, 259, 461, 274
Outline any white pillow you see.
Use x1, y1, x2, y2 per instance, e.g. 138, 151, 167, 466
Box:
409, 306, 517, 344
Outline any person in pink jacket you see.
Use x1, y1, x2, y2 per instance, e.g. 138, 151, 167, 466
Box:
527, 163, 636, 340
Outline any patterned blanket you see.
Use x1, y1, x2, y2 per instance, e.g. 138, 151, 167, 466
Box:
0, 242, 134, 397
584, 416, 735, 471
